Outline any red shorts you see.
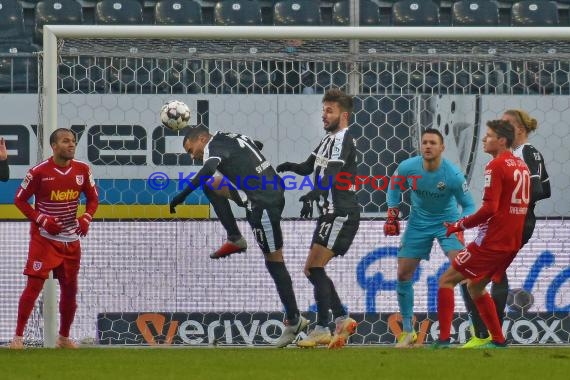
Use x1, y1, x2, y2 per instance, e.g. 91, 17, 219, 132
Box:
24, 232, 81, 281
452, 247, 517, 283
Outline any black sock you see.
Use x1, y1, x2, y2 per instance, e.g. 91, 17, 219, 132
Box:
461, 282, 488, 339
491, 275, 509, 326
327, 277, 345, 320
307, 267, 332, 327
203, 186, 241, 239
265, 261, 299, 322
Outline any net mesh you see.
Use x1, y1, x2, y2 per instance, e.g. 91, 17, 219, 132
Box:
1, 34, 568, 346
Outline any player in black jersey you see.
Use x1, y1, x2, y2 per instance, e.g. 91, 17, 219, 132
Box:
169, 126, 308, 347
276, 89, 359, 349
461, 109, 551, 348
0, 137, 9, 181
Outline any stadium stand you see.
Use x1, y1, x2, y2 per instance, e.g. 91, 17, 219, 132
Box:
331, 0, 381, 26
214, 0, 262, 25
95, 0, 144, 24
0, 0, 27, 40
34, 0, 84, 44
511, 1, 559, 26
451, 0, 500, 26
154, 0, 202, 24
273, 0, 321, 25
391, 0, 440, 26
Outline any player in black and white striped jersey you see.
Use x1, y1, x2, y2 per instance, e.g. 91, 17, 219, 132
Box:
276, 88, 359, 349
503, 109, 551, 247
461, 109, 551, 349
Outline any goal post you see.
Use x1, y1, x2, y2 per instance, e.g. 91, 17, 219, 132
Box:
29, 25, 570, 347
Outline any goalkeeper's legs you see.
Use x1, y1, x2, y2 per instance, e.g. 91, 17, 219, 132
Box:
396, 258, 420, 347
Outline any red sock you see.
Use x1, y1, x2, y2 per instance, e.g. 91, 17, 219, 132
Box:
15, 277, 45, 336
58, 281, 78, 337
437, 287, 454, 341
474, 293, 505, 344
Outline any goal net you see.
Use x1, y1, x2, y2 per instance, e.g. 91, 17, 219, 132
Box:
1, 26, 568, 347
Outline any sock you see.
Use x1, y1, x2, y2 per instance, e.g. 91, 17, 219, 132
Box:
307, 267, 332, 327
265, 261, 299, 322
15, 277, 45, 336
461, 282, 489, 339
58, 279, 78, 337
491, 275, 509, 326
327, 277, 346, 320
437, 287, 454, 342
203, 186, 241, 239
474, 293, 506, 344
397, 280, 414, 332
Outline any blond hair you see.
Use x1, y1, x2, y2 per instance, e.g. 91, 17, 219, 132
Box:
504, 109, 538, 134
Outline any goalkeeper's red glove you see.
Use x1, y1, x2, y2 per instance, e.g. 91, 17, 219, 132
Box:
444, 219, 465, 237
383, 208, 400, 236
36, 214, 63, 235
76, 213, 93, 237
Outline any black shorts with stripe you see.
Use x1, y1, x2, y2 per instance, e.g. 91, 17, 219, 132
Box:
246, 198, 285, 254
311, 209, 360, 256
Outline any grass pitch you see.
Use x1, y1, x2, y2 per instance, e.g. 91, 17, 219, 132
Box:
1, 346, 569, 380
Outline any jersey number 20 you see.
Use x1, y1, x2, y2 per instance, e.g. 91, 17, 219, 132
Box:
511, 169, 530, 205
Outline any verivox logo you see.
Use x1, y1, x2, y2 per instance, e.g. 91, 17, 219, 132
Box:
136, 313, 179, 345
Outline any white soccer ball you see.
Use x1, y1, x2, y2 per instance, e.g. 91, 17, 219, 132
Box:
160, 100, 191, 131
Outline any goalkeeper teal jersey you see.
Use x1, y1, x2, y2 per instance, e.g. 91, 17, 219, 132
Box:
387, 156, 475, 223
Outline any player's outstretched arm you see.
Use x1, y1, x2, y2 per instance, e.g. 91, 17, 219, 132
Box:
170, 158, 220, 214
276, 154, 316, 176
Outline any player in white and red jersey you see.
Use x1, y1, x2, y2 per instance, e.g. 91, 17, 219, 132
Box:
9, 128, 98, 350
432, 119, 530, 349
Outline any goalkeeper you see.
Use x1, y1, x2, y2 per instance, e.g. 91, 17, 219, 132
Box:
169, 126, 307, 348
385, 128, 475, 348
276, 88, 360, 349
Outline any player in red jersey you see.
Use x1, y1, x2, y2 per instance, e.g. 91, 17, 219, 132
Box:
9, 128, 98, 349
432, 119, 530, 349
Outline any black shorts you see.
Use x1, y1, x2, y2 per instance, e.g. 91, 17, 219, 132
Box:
246, 199, 284, 254
311, 209, 360, 256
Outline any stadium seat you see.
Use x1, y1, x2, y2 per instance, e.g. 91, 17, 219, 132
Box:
95, 0, 144, 24
452, 0, 500, 26
511, 1, 559, 26
0, 40, 39, 93
214, 0, 262, 25
0, 0, 26, 40
155, 0, 202, 25
332, 0, 380, 26
34, 0, 84, 45
273, 0, 321, 26
391, 0, 439, 26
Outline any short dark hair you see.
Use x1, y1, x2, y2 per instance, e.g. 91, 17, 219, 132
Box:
421, 128, 444, 144
487, 119, 514, 148
49, 128, 75, 145
183, 125, 210, 145
322, 88, 353, 114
